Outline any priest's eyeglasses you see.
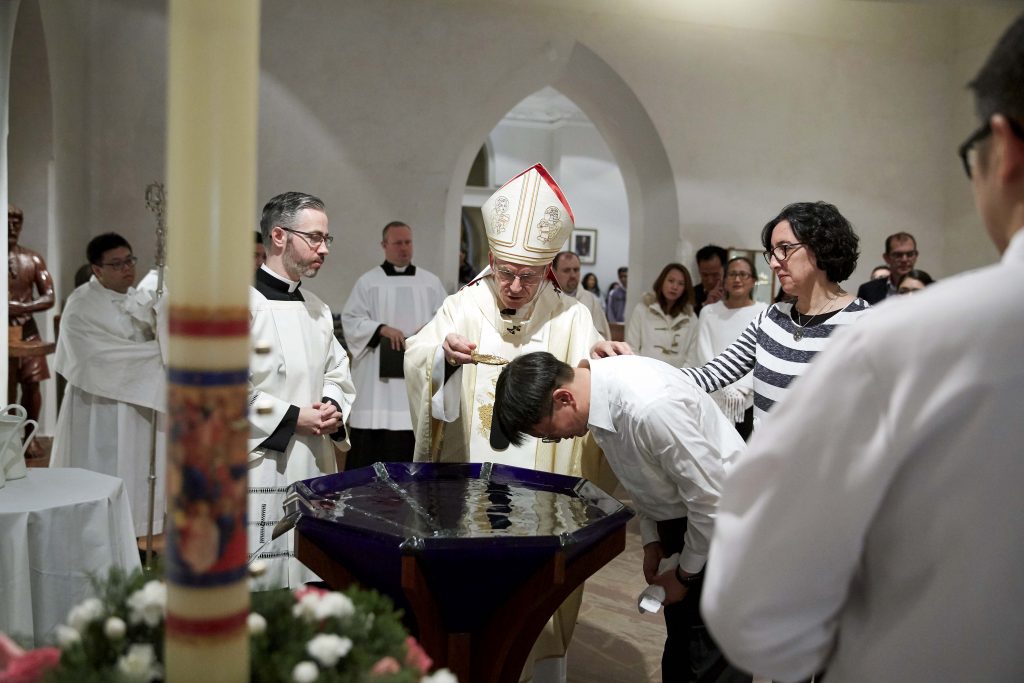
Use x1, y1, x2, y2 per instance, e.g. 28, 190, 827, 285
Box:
281, 227, 334, 248
763, 243, 805, 265
494, 268, 543, 286
957, 116, 1024, 179
100, 256, 139, 270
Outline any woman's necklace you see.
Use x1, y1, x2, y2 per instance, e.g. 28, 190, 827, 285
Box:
792, 297, 836, 341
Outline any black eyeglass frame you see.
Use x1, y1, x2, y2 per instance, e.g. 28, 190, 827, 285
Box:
280, 227, 334, 248
957, 116, 1024, 179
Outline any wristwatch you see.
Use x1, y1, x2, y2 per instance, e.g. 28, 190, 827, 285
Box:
676, 566, 703, 584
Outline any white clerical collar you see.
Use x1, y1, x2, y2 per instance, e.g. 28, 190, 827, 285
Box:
260, 263, 300, 292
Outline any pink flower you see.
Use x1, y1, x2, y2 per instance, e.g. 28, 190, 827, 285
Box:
0, 643, 61, 683
293, 586, 328, 602
370, 657, 401, 676
404, 636, 432, 674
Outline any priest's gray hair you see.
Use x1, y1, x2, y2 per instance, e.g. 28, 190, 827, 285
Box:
260, 191, 326, 244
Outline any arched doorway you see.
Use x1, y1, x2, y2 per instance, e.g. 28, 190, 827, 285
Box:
444, 41, 679, 317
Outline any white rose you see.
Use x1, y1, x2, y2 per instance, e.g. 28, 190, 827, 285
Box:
314, 592, 355, 622
67, 597, 104, 632
117, 643, 162, 682
55, 624, 81, 649
306, 633, 353, 667
247, 612, 267, 636
127, 580, 167, 627
104, 616, 127, 640
292, 660, 319, 683
421, 669, 459, 683
292, 593, 320, 622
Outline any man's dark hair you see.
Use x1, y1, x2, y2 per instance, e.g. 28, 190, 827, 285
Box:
382, 221, 409, 241
86, 232, 132, 265
761, 202, 860, 283
884, 232, 916, 254
899, 269, 935, 287
969, 12, 1024, 122
254, 230, 263, 245
617, 266, 628, 276
494, 352, 575, 447
652, 263, 694, 316
259, 192, 325, 244
553, 251, 579, 269
696, 245, 728, 267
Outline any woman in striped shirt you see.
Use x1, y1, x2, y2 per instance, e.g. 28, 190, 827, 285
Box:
682, 202, 869, 426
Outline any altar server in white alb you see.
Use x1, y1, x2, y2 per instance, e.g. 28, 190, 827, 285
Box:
248, 192, 356, 589
404, 164, 625, 682
50, 232, 166, 538
701, 14, 1024, 682
341, 221, 446, 470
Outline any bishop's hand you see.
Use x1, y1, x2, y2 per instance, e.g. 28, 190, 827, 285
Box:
442, 333, 476, 367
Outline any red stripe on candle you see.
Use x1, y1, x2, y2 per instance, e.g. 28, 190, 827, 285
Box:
165, 609, 248, 637
169, 318, 249, 337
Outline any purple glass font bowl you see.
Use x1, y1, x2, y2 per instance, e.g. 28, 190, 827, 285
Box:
287, 461, 633, 632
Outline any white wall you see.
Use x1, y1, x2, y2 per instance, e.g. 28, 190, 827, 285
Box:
10, 0, 1024, 312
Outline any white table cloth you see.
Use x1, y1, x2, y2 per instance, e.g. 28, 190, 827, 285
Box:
0, 468, 141, 646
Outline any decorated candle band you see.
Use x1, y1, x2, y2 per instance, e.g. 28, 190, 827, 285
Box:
165, 306, 251, 589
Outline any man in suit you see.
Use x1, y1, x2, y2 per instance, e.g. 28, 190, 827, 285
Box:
856, 232, 918, 304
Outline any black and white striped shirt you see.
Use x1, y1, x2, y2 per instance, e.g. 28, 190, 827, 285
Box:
682, 299, 870, 420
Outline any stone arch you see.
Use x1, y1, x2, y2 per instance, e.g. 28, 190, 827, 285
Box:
443, 41, 678, 311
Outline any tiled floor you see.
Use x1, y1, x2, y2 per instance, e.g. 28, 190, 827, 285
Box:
567, 491, 665, 682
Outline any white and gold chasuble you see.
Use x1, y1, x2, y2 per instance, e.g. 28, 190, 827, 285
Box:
404, 270, 614, 678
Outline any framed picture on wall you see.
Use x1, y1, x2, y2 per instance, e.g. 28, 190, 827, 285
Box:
572, 228, 598, 265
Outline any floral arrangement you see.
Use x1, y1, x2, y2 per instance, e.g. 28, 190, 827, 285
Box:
0, 568, 455, 683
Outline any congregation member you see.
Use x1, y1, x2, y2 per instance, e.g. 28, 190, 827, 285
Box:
867, 263, 890, 281
50, 233, 166, 538
702, 14, 1024, 682
605, 266, 628, 323
896, 268, 934, 294
7, 204, 55, 458
581, 272, 602, 304
693, 244, 728, 315
248, 191, 356, 588
625, 263, 698, 368
694, 256, 768, 440
682, 202, 870, 426
493, 351, 746, 683
551, 250, 611, 339
341, 221, 446, 469
404, 163, 623, 683
855, 231, 919, 304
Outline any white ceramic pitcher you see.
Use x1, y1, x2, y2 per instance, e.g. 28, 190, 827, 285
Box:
0, 403, 36, 484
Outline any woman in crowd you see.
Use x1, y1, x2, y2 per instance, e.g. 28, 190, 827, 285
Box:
625, 263, 698, 368
582, 272, 603, 308
694, 255, 768, 440
683, 201, 870, 425
897, 269, 935, 294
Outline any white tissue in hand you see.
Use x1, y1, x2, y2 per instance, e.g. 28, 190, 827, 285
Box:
636, 553, 680, 614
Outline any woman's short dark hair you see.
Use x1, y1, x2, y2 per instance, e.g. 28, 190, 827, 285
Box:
493, 352, 574, 447
761, 202, 860, 283
726, 255, 758, 300
898, 269, 935, 287
652, 263, 694, 316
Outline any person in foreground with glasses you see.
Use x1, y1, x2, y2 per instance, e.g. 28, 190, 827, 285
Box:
855, 231, 920, 304
50, 232, 168, 542
248, 191, 356, 589
693, 256, 768, 441
702, 13, 1024, 683
492, 351, 746, 683
404, 164, 626, 683
682, 201, 870, 429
